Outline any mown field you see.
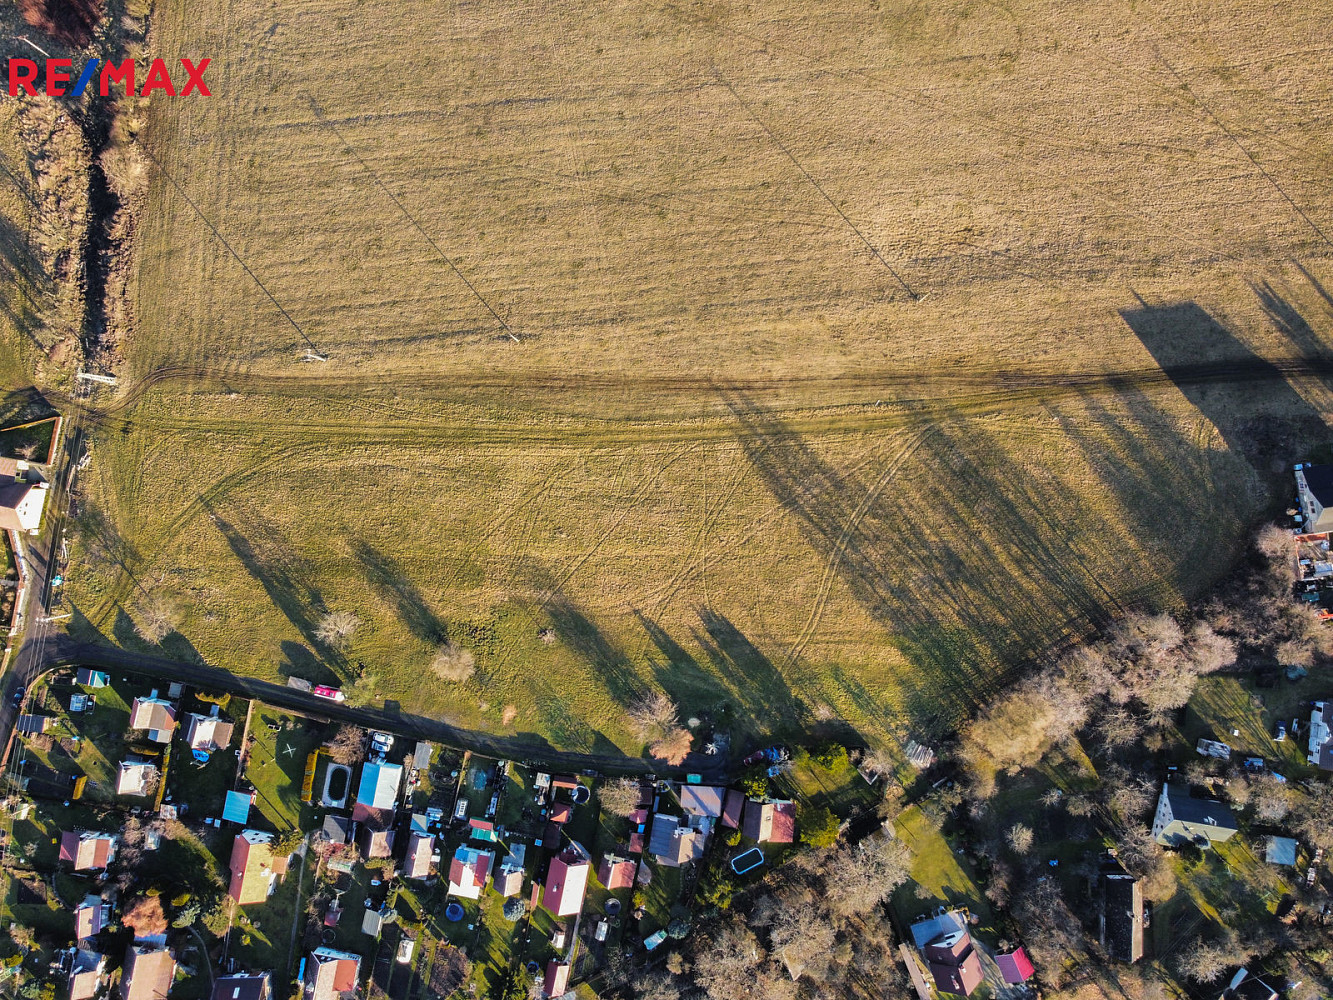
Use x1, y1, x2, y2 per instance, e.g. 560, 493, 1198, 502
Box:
61, 0, 1333, 756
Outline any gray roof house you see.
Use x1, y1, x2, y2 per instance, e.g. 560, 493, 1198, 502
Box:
1100, 866, 1143, 963
1150, 783, 1237, 847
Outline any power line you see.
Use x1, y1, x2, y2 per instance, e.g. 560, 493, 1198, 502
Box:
140, 145, 322, 355
307, 99, 521, 344
710, 65, 920, 301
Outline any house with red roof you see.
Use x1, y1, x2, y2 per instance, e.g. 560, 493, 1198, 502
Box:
741, 799, 796, 844
542, 960, 570, 998
302, 948, 360, 1000
542, 842, 591, 917
60, 831, 117, 871
996, 948, 1035, 985
67, 950, 105, 1000
597, 854, 636, 891
75, 895, 107, 941
122, 943, 176, 1000
447, 845, 494, 900
229, 830, 290, 905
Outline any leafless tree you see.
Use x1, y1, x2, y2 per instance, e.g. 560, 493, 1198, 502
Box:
326, 724, 364, 766
825, 836, 912, 917
629, 690, 679, 740
766, 899, 835, 982
599, 777, 642, 818
1255, 523, 1295, 562
650, 727, 693, 766
1296, 779, 1333, 851
315, 610, 359, 650
430, 641, 475, 682
134, 599, 174, 644
1006, 823, 1034, 855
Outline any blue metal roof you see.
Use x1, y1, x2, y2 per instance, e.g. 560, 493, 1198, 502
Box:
222, 790, 252, 824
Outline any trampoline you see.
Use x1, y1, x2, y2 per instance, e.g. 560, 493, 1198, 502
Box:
571, 785, 591, 805
445, 902, 465, 922
605, 899, 622, 916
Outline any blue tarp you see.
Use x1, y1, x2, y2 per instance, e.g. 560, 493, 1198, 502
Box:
222, 789, 252, 824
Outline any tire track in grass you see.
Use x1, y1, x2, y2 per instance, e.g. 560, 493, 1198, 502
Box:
781, 423, 934, 669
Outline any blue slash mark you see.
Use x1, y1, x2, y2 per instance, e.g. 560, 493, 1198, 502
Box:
71, 58, 99, 96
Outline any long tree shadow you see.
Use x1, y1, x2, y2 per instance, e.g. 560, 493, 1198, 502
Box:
208, 501, 346, 673
693, 608, 809, 737
1120, 298, 1327, 473
722, 389, 1152, 736
349, 539, 446, 645
633, 609, 718, 710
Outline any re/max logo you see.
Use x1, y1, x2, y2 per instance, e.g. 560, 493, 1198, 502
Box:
7, 58, 211, 97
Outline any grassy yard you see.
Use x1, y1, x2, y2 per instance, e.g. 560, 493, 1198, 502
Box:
244, 708, 326, 832
892, 805, 990, 927
1184, 675, 1322, 776
0, 416, 57, 464
775, 753, 879, 817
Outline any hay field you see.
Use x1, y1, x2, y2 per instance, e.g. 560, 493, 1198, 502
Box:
67, 0, 1333, 755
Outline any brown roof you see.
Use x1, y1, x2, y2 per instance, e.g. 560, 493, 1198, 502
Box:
721, 789, 745, 829
75, 897, 105, 940
404, 833, 433, 879
68, 951, 104, 1000
123, 945, 175, 1000
129, 698, 177, 738
304, 950, 360, 1000
494, 866, 524, 897
358, 827, 395, 859
0, 482, 38, 531
544, 961, 571, 997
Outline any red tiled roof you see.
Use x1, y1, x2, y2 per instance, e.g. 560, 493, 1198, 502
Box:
721, 789, 745, 829
549, 802, 573, 824
598, 856, 636, 890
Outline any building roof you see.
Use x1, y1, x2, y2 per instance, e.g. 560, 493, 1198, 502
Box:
447, 846, 494, 899
320, 815, 350, 844
75, 895, 105, 940
0, 480, 47, 532
679, 785, 726, 818
543, 960, 571, 997
720, 789, 745, 829
352, 762, 401, 824
413, 741, 432, 768
68, 950, 105, 1000
76, 668, 109, 687
469, 818, 498, 841
1101, 869, 1144, 963
996, 949, 1034, 984
542, 842, 591, 917
185, 713, 234, 752
229, 830, 288, 906
210, 974, 271, 1000
597, 855, 636, 890
129, 696, 177, 741
60, 831, 116, 870
1154, 784, 1238, 844
1266, 836, 1299, 866
116, 759, 156, 796
648, 815, 705, 866
741, 799, 796, 843
222, 790, 253, 825
929, 946, 984, 997
909, 910, 969, 951
1302, 465, 1333, 506
305, 948, 360, 1000
123, 944, 176, 1000
1227, 978, 1280, 1000
1309, 702, 1332, 769
494, 866, 524, 897
16, 714, 53, 735
358, 827, 395, 859
405, 833, 433, 879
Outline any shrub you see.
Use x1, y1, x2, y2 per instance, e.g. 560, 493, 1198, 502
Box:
799, 806, 839, 848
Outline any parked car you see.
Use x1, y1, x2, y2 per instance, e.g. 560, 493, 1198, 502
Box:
11, 686, 25, 709
1275, 722, 1288, 742
312, 685, 345, 702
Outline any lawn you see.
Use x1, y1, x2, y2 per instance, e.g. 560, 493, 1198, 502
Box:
0, 416, 57, 464
892, 805, 990, 928
775, 752, 878, 818
244, 708, 326, 832
57, 0, 1333, 757
1184, 675, 1321, 776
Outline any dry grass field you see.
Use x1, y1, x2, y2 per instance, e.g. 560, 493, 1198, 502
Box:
60, 0, 1333, 757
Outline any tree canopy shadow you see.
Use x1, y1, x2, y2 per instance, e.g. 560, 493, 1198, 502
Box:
349, 539, 445, 645
1120, 298, 1327, 473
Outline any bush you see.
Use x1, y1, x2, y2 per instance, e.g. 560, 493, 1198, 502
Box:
811, 742, 849, 769
799, 805, 839, 848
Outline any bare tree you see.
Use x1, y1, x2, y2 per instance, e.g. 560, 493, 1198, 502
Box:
599, 777, 643, 818
629, 690, 679, 740
1255, 523, 1295, 561
766, 899, 834, 982
1296, 779, 1333, 851
134, 599, 174, 644
429, 641, 475, 683
650, 727, 693, 766
1006, 823, 1034, 855
315, 610, 359, 650
326, 724, 364, 766
825, 836, 912, 917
